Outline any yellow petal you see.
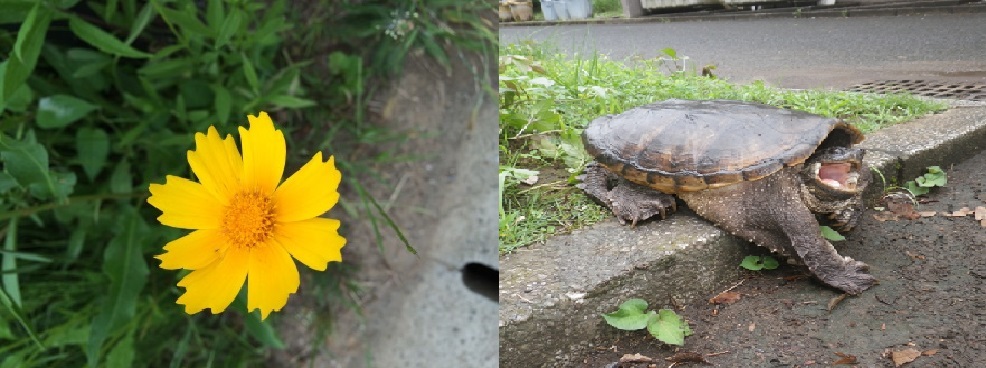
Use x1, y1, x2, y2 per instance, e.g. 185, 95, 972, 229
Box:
246, 241, 300, 320
273, 153, 342, 223
238, 112, 285, 193
155, 229, 228, 270
148, 176, 224, 229
271, 217, 346, 271
187, 126, 243, 202
176, 246, 250, 315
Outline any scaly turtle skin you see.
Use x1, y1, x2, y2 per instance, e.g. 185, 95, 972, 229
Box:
578, 99, 876, 294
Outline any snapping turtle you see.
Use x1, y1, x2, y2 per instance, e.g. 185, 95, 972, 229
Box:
578, 99, 876, 294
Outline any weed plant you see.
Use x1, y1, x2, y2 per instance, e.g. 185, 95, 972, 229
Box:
498, 41, 947, 253
0, 0, 493, 366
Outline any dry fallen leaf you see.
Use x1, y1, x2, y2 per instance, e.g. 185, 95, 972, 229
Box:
975, 206, 986, 220
827, 293, 848, 312
905, 250, 926, 260
619, 353, 653, 363
883, 193, 920, 220
891, 348, 922, 367
918, 211, 937, 217
922, 349, 938, 356
664, 351, 710, 365
709, 291, 741, 305
832, 351, 858, 365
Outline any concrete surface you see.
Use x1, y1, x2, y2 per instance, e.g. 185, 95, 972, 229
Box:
498, 104, 986, 367
500, 13, 986, 90
503, 0, 986, 26
274, 49, 498, 366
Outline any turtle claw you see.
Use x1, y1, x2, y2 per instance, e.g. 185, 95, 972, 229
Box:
820, 258, 877, 295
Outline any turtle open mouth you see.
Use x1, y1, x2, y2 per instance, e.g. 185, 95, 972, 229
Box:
812, 161, 861, 191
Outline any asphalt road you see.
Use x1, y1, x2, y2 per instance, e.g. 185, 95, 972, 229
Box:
500, 13, 986, 90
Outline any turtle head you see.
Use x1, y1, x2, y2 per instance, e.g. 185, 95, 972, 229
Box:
800, 146, 871, 231
805, 146, 866, 194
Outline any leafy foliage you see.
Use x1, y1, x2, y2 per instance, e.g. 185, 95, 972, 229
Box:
819, 225, 847, 241
0, 0, 314, 364
0, 0, 492, 365
740, 255, 780, 271
904, 166, 947, 197
601, 298, 693, 346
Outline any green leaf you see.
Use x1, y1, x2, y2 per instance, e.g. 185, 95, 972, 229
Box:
916, 166, 947, 187
0, 63, 34, 113
646, 309, 692, 346
68, 17, 152, 58
0, 133, 52, 188
601, 298, 650, 330
206, 0, 224, 30
76, 127, 110, 181
67, 48, 113, 78
105, 332, 135, 368
268, 95, 316, 109
0, 172, 19, 194
2, 217, 21, 307
109, 161, 133, 194
904, 180, 929, 197
740, 255, 764, 271
138, 58, 195, 79
0, 0, 35, 25
125, 2, 156, 45
2, 3, 51, 100
216, 8, 244, 48
761, 255, 780, 270
241, 53, 259, 92
819, 225, 846, 242
155, 4, 214, 37
28, 171, 75, 202
37, 95, 99, 129
244, 311, 286, 349
0, 285, 43, 349
87, 207, 149, 367
661, 47, 677, 59
213, 84, 231, 125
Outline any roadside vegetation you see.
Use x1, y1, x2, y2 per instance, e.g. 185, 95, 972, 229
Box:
498, 41, 948, 253
0, 0, 492, 366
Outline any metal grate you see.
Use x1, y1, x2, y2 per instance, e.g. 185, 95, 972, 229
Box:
846, 80, 986, 101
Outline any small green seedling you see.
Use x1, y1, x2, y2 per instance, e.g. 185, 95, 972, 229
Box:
819, 225, 846, 241
601, 299, 693, 346
740, 255, 780, 271
904, 166, 947, 197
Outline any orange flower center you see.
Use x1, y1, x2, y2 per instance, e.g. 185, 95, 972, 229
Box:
222, 191, 275, 248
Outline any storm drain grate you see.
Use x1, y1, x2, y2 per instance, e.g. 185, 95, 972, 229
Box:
846, 80, 986, 101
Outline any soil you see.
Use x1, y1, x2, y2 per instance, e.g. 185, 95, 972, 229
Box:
579, 149, 986, 367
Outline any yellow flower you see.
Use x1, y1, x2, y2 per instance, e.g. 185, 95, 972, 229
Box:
148, 112, 346, 319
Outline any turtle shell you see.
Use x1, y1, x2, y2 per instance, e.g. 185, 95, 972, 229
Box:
583, 99, 864, 194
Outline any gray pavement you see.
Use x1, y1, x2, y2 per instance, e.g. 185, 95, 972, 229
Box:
501, 13, 986, 90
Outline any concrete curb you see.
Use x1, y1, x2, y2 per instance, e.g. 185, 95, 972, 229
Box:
500, 1, 986, 26
498, 103, 986, 367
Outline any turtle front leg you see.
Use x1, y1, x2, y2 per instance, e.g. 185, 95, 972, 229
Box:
577, 162, 676, 226
680, 170, 876, 294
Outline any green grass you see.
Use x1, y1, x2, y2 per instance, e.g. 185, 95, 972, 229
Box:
593, 0, 623, 17
0, 0, 492, 366
498, 41, 948, 253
